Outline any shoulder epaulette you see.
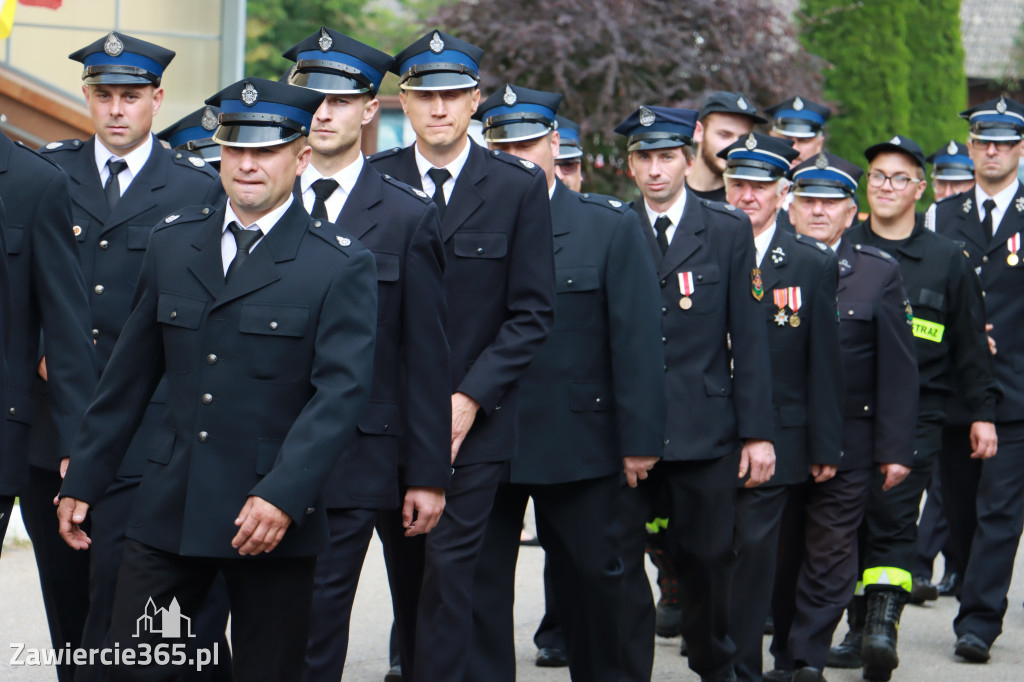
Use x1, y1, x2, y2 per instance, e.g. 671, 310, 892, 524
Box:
380, 173, 432, 203
488, 148, 540, 174
853, 243, 894, 262
367, 147, 403, 162
310, 220, 357, 257
578, 192, 630, 213
700, 198, 743, 219
170, 150, 218, 176
793, 232, 831, 253
14, 140, 63, 170
39, 139, 84, 153
154, 205, 216, 231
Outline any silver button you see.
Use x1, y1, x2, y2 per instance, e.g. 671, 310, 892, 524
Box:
662, 336, 668, 344
863, 405, 870, 412
269, 321, 278, 330
982, 256, 989, 263
595, 397, 602, 404
174, 153, 182, 159
198, 431, 209, 442
99, 240, 109, 249
847, 310, 854, 315
201, 208, 210, 215
170, 310, 177, 320
566, 279, 574, 286
92, 329, 100, 339
201, 393, 213, 405
94, 285, 104, 295
206, 354, 218, 365
476, 247, 484, 255
8, 407, 14, 416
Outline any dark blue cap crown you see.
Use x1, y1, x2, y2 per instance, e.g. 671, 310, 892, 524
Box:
284, 28, 393, 95
69, 32, 175, 86
205, 78, 325, 148
865, 135, 925, 170
926, 140, 974, 181
556, 115, 582, 159
718, 132, 797, 181
698, 91, 767, 124
960, 96, 1024, 142
475, 84, 562, 143
791, 152, 862, 198
156, 105, 221, 162
764, 96, 830, 138
392, 30, 483, 91
614, 106, 697, 152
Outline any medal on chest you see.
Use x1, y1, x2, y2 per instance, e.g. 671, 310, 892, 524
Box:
1007, 232, 1020, 266
678, 272, 694, 310
772, 288, 790, 326
787, 286, 802, 327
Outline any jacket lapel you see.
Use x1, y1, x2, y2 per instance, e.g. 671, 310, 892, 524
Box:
658, 192, 704, 278
759, 227, 787, 294
550, 181, 571, 254
335, 163, 381, 239
101, 135, 164, 235
631, 200, 663, 265
440, 141, 485, 242
989, 185, 1024, 254
67, 138, 110, 224
836, 239, 854, 296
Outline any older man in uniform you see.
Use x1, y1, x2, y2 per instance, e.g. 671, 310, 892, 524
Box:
719, 134, 844, 682
279, 28, 451, 681
22, 31, 224, 682
769, 152, 919, 682
57, 77, 379, 682
463, 84, 665, 682
615, 105, 775, 682
687, 92, 767, 203
934, 95, 1024, 664
369, 30, 555, 682
831, 136, 998, 680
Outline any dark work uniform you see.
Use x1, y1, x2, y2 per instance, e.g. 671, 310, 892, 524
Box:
687, 183, 726, 204
464, 182, 665, 682
730, 228, 843, 682
846, 216, 997, 590
299, 164, 451, 682
772, 239, 918, 671
370, 141, 555, 682
935, 187, 1024, 646
28, 136, 225, 682
622, 192, 774, 681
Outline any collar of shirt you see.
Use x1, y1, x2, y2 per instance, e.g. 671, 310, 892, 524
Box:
975, 178, 1020, 232
414, 138, 472, 203
754, 222, 777, 268
831, 236, 842, 253
644, 190, 687, 247
94, 134, 154, 193
300, 154, 364, 222
220, 195, 294, 273
548, 180, 557, 200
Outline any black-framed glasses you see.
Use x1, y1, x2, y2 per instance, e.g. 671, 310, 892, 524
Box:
866, 170, 921, 191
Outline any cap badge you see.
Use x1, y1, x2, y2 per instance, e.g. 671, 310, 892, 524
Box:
503, 84, 517, 106
429, 31, 445, 54
318, 28, 333, 52
815, 152, 829, 169
745, 133, 757, 150
889, 136, 901, 145
104, 32, 124, 57
188, 157, 205, 168
241, 82, 259, 107
639, 106, 655, 127
793, 96, 804, 111
201, 107, 218, 131
609, 199, 623, 208
997, 96, 1008, 114
336, 236, 351, 247
947, 140, 958, 155
963, 197, 973, 214
737, 97, 748, 111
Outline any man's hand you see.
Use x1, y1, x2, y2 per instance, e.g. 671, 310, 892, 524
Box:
37, 356, 47, 382
402, 486, 445, 537
623, 456, 659, 488
232, 496, 292, 556
879, 463, 910, 491
60, 457, 70, 479
969, 421, 998, 460
739, 439, 775, 487
450, 392, 480, 464
811, 464, 837, 483
56, 497, 91, 550
986, 324, 997, 356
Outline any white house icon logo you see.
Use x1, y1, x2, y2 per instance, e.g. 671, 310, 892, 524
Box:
133, 597, 195, 639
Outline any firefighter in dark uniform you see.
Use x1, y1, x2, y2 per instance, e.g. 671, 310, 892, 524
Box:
765, 96, 832, 234
719, 134, 844, 682
768, 152, 919, 682
687, 91, 766, 204
552, 114, 584, 193
24, 31, 226, 682
463, 84, 665, 682
830, 135, 998, 681
934, 95, 1024, 664
614, 105, 775, 682
157, 105, 223, 167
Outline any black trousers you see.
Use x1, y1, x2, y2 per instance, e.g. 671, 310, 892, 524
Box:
620, 454, 740, 681
302, 507, 378, 682
465, 474, 623, 682
0, 495, 14, 550
771, 467, 872, 671
945, 421, 1024, 645
20, 465, 91, 682
376, 461, 503, 682
108, 539, 315, 682
937, 424, 978, 596
730, 485, 789, 682
914, 458, 960, 581
532, 558, 566, 650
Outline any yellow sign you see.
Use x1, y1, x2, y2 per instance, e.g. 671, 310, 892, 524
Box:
912, 318, 944, 343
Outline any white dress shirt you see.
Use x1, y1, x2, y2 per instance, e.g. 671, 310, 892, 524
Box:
975, 179, 1020, 237
414, 139, 472, 203
300, 154, 364, 223
220, 196, 294, 274
644, 191, 687, 247
94, 134, 154, 196
754, 223, 777, 268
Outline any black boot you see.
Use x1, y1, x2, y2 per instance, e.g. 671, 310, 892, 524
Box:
861, 588, 907, 681
827, 596, 865, 668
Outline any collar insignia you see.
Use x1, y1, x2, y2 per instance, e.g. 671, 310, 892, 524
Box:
164, 214, 180, 224
1016, 197, 1024, 213
963, 197, 973, 214
609, 199, 622, 208
770, 246, 785, 264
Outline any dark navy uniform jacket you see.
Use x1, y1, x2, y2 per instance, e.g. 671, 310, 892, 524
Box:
754, 227, 843, 486
60, 200, 378, 558
834, 238, 918, 470
0, 134, 97, 496
510, 182, 666, 485
294, 163, 451, 509
936, 189, 1023, 423
632, 192, 775, 461
370, 141, 555, 465
35, 136, 223, 476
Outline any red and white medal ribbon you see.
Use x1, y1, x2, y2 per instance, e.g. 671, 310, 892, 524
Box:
678, 272, 695, 296
787, 286, 802, 314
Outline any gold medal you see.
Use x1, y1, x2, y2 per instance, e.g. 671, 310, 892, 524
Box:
1009, 253, 1019, 266
679, 296, 693, 310
789, 314, 801, 328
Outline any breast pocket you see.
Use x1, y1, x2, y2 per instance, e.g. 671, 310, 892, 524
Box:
554, 267, 601, 330
239, 303, 311, 382
674, 263, 722, 316
4, 225, 24, 256
373, 251, 400, 325
451, 232, 508, 295
158, 293, 208, 374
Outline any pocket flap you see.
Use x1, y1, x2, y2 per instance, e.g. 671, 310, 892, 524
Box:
240, 304, 309, 338
703, 374, 732, 397
913, 288, 946, 311
777, 405, 807, 427
127, 225, 153, 250
146, 427, 175, 464
357, 401, 403, 435
840, 302, 874, 321
569, 381, 611, 412
5, 390, 34, 425
556, 267, 600, 293
374, 252, 400, 282
4, 226, 23, 255
158, 293, 207, 329
453, 232, 508, 259
690, 263, 721, 285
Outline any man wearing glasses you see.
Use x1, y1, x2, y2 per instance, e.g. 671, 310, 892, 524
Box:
829, 136, 997, 681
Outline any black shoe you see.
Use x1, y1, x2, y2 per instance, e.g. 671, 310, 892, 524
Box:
936, 572, 959, 597
827, 596, 865, 668
656, 599, 682, 637
384, 665, 402, 682
861, 589, 907, 681
763, 670, 792, 682
908, 577, 938, 605
535, 647, 568, 667
954, 632, 990, 663
792, 667, 827, 682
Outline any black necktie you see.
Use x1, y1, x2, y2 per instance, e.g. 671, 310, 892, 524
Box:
982, 198, 997, 240
226, 222, 262, 282
104, 159, 128, 210
310, 178, 339, 221
654, 215, 672, 255
427, 167, 451, 218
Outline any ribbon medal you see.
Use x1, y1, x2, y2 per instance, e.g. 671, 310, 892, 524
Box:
1007, 232, 1021, 266
772, 288, 789, 326
787, 286, 803, 327
751, 268, 764, 301
678, 272, 695, 310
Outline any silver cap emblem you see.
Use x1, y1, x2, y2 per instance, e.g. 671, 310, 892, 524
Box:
429, 31, 445, 54
815, 152, 828, 169
639, 106, 655, 127
793, 96, 804, 111
737, 97, 748, 111
745, 133, 757, 150
241, 82, 259, 107
997, 96, 1008, 114
201, 107, 218, 131
947, 140, 958, 155
889, 136, 901, 145
104, 32, 124, 57
336, 236, 351, 247
503, 85, 517, 106
318, 28, 333, 52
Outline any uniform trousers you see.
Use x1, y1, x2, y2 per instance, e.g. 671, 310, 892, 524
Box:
771, 467, 872, 671
937, 424, 977, 598
465, 474, 623, 682
914, 459, 959, 582
0, 495, 14, 549
620, 453, 740, 681
532, 560, 566, 651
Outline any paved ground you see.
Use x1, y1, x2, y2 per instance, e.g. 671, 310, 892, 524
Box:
1, 506, 1023, 681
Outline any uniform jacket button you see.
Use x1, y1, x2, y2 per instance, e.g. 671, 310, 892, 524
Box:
566, 278, 574, 286
99, 240, 109, 249
982, 256, 989, 263
170, 310, 177, 319
94, 284, 104, 295
476, 247, 484, 255
269, 321, 278, 330
660, 279, 667, 288
305, 507, 315, 515
8, 407, 14, 416
198, 431, 209, 442
92, 329, 100, 339
201, 393, 213, 405
206, 354, 218, 365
